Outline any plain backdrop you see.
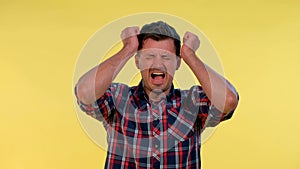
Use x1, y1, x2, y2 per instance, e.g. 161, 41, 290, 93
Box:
1, 0, 299, 169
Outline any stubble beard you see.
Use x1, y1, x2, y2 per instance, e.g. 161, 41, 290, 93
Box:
142, 81, 172, 102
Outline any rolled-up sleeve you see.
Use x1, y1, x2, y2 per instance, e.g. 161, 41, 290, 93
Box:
191, 85, 239, 129
74, 83, 120, 122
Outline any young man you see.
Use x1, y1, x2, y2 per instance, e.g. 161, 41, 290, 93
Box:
75, 21, 238, 169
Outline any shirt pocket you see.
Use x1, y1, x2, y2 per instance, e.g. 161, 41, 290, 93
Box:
167, 107, 197, 142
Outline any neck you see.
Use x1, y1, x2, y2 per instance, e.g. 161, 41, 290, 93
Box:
148, 91, 167, 103
143, 85, 171, 103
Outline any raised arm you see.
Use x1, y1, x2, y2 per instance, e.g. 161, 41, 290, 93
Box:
181, 31, 238, 115
75, 27, 140, 105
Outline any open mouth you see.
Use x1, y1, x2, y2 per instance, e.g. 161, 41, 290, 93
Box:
151, 72, 165, 79
150, 71, 166, 85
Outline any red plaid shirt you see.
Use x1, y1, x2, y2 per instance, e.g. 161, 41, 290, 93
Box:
76, 81, 236, 169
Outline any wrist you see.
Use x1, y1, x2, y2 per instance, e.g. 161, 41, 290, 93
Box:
122, 44, 137, 58
181, 45, 196, 60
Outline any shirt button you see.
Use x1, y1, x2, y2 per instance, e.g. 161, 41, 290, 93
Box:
155, 144, 159, 148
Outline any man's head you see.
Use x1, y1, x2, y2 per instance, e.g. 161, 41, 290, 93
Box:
137, 21, 181, 57
135, 21, 181, 98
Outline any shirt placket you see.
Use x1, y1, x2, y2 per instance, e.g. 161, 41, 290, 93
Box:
151, 102, 161, 162
151, 99, 168, 169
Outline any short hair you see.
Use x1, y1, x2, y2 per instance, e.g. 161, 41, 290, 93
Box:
138, 21, 181, 57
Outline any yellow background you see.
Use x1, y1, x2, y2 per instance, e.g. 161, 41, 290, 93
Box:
1, 0, 299, 169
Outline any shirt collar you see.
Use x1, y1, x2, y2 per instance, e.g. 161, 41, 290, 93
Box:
133, 80, 176, 107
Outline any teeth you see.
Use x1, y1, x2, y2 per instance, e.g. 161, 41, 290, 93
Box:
151, 72, 165, 79
153, 73, 164, 75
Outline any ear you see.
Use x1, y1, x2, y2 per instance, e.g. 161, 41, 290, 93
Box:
135, 54, 140, 69
176, 57, 181, 70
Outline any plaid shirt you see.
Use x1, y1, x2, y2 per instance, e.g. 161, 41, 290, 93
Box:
76, 81, 235, 169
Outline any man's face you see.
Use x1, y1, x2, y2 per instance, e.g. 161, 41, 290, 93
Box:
135, 38, 181, 96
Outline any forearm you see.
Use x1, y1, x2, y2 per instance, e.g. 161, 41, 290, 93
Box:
182, 49, 238, 114
76, 46, 134, 104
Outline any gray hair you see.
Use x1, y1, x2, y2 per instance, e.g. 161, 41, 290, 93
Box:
138, 21, 181, 56
140, 21, 180, 41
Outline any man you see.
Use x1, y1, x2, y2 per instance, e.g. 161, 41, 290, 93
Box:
75, 21, 238, 169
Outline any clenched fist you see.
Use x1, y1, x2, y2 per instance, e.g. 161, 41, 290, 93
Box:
121, 26, 140, 55
181, 31, 200, 59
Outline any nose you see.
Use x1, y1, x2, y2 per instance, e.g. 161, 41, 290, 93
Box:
152, 56, 164, 69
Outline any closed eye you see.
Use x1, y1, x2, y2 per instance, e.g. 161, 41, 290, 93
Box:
161, 55, 171, 60
144, 54, 155, 59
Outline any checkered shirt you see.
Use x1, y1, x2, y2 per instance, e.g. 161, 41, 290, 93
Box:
76, 81, 235, 169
